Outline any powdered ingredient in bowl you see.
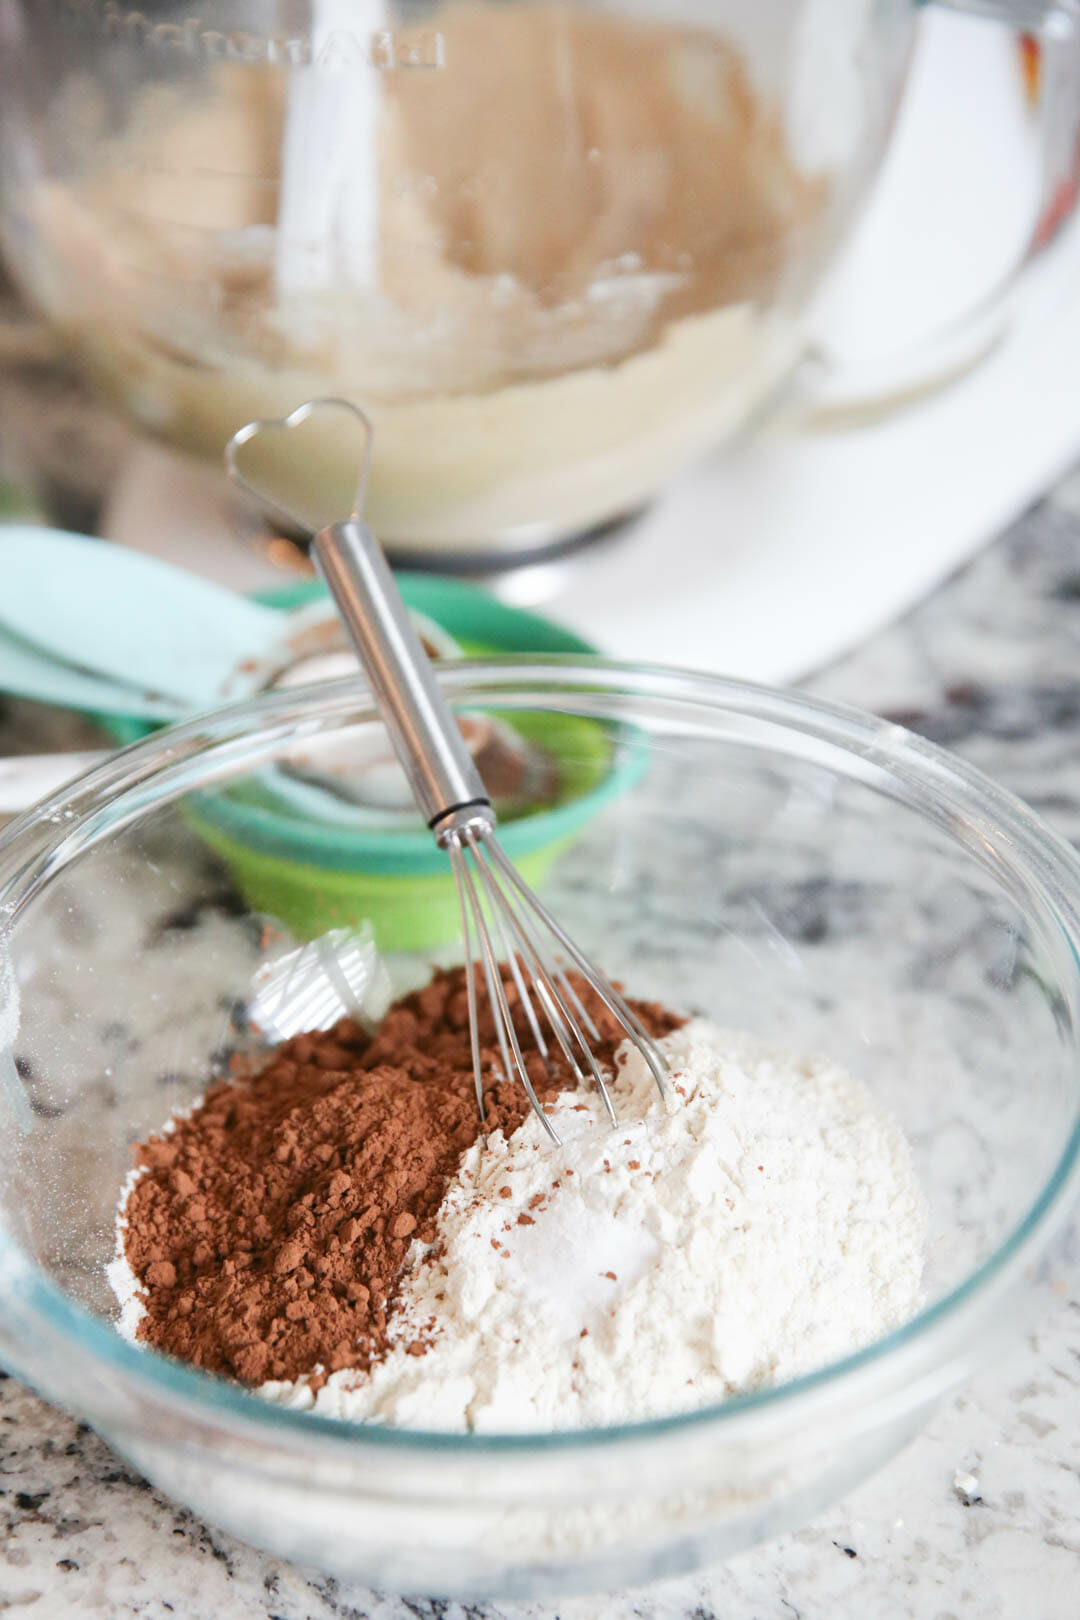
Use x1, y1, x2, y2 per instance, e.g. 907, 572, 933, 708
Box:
109, 968, 926, 1430
264, 1018, 928, 1429
109, 968, 681, 1386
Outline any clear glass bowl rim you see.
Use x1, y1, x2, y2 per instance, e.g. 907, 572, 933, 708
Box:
2, 655, 1079, 1457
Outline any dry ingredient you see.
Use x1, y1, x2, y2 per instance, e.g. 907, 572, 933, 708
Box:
108, 967, 681, 1386
110, 968, 927, 1431
262, 1018, 927, 1429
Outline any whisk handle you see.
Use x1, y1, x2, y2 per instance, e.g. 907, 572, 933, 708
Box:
313, 519, 492, 831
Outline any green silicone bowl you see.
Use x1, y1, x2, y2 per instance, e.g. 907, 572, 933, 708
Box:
106, 576, 641, 949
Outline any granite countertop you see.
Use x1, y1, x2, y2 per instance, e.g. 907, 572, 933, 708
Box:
3, 471, 1080, 1618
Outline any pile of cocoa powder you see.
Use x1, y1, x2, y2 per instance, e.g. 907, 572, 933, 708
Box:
119, 966, 682, 1387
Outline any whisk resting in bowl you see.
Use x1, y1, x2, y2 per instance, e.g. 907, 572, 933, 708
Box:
226, 399, 667, 1142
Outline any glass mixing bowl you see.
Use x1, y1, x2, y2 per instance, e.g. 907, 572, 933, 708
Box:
0, 661, 1078, 1598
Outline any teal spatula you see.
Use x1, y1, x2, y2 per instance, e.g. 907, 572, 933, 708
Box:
0, 524, 485, 832
0, 526, 323, 714
0, 621, 188, 721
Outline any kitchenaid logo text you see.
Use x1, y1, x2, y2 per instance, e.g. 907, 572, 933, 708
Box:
58, 0, 445, 69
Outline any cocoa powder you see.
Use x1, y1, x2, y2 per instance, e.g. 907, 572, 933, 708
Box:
120, 966, 682, 1386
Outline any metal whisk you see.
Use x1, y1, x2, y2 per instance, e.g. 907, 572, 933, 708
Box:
226, 399, 667, 1143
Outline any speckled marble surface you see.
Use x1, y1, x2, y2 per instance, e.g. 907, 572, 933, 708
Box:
4, 473, 1080, 1617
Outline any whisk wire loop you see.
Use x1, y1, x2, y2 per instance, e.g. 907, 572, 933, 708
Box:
488, 892, 551, 1063
447, 838, 486, 1122
466, 829, 615, 1121
467, 834, 617, 1126
482, 837, 670, 1099
453, 832, 559, 1144
443, 823, 668, 1140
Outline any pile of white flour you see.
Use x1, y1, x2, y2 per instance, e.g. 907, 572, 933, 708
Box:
256, 1019, 927, 1431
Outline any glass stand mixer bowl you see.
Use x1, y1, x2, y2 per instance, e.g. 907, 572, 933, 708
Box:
0, 0, 1077, 565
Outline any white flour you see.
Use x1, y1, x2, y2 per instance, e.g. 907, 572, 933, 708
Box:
106, 1166, 150, 1343
260, 1018, 927, 1431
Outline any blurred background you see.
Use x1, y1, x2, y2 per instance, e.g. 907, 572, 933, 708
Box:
1, 0, 1079, 708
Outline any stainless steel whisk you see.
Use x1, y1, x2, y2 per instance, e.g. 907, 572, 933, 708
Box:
226, 399, 667, 1143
